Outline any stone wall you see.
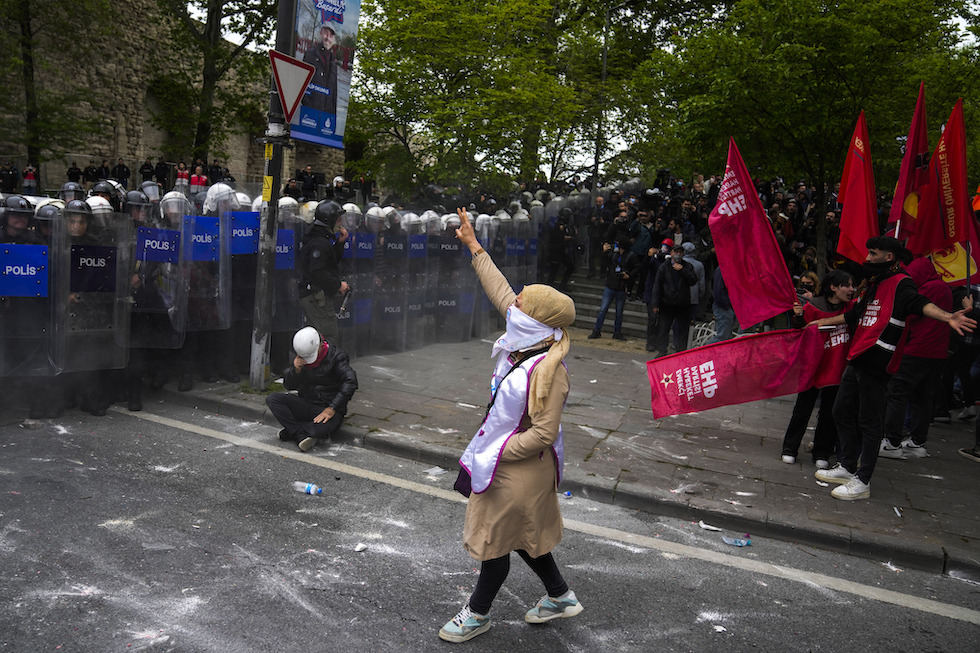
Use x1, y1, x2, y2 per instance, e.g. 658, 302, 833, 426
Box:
0, 0, 345, 198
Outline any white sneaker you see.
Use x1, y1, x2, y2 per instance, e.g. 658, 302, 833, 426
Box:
900, 437, 928, 458
831, 477, 871, 500
815, 463, 856, 485
781, 454, 796, 464
958, 406, 977, 420
814, 459, 830, 470
878, 439, 906, 459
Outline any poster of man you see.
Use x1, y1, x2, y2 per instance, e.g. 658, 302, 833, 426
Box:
292, 0, 361, 150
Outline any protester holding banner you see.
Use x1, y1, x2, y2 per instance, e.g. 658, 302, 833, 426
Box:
439, 208, 582, 644
810, 237, 976, 501
780, 270, 855, 468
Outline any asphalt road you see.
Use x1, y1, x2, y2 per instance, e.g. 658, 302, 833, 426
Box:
1, 404, 978, 652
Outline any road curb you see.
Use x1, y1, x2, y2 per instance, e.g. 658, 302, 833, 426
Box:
157, 385, 979, 581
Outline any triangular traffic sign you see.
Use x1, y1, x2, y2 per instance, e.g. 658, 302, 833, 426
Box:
269, 50, 315, 124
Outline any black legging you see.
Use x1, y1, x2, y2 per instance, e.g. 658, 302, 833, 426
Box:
468, 550, 568, 615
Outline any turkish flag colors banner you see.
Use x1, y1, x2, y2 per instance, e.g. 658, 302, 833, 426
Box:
708, 138, 796, 328
647, 328, 825, 419
836, 112, 879, 263
907, 99, 980, 286
887, 83, 930, 239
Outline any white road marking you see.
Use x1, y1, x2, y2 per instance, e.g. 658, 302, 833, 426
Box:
115, 407, 980, 626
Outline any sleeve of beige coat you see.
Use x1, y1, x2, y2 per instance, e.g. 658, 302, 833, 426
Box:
472, 250, 516, 317
500, 367, 569, 462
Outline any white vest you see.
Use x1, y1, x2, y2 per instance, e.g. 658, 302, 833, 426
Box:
459, 352, 565, 494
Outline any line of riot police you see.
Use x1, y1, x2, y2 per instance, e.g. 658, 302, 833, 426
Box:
0, 181, 613, 417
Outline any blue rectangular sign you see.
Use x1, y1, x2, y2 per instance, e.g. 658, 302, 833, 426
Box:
71, 245, 117, 293
0, 244, 48, 297
276, 229, 296, 270
231, 212, 261, 255
135, 227, 179, 264
185, 216, 221, 262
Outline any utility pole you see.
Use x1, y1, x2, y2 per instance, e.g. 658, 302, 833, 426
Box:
250, 0, 295, 389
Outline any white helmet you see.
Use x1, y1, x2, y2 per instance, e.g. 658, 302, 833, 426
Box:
342, 202, 362, 215
278, 195, 299, 221
292, 326, 322, 363
85, 195, 113, 216
299, 200, 318, 224
203, 182, 239, 214
251, 196, 264, 212
235, 192, 251, 207
333, 175, 344, 186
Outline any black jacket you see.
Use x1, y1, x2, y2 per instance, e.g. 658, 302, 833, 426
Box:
283, 345, 358, 411
299, 224, 345, 298
602, 247, 640, 292
651, 259, 697, 308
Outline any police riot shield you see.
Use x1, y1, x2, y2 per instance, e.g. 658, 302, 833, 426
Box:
403, 212, 426, 350
514, 210, 530, 291
496, 209, 517, 288
371, 208, 407, 352
528, 204, 544, 283
0, 196, 68, 377
421, 209, 442, 345
350, 207, 382, 357
182, 211, 231, 332
471, 213, 493, 339
271, 203, 307, 333
335, 204, 361, 357
130, 192, 189, 350
62, 208, 132, 372
434, 213, 472, 343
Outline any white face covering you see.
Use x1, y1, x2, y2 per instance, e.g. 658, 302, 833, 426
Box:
491, 305, 563, 359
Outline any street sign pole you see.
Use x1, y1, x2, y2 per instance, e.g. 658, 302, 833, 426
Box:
250, 0, 296, 389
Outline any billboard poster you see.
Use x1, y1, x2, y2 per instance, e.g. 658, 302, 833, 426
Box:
292, 0, 361, 149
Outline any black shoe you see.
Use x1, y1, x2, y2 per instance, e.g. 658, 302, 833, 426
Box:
612, 332, 626, 341
587, 330, 601, 339
278, 429, 293, 442
127, 389, 142, 412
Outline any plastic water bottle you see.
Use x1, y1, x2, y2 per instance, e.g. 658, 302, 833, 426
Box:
292, 481, 322, 495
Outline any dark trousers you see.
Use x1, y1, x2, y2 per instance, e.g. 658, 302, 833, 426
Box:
588, 237, 605, 276
833, 364, 888, 484
782, 385, 839, 461
266, 393, 344, 440
654, 305, 691, 356
883, 356, 943, 446
468, 550, 568, 615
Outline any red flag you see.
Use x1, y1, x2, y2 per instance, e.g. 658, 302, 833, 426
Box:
708, 138, 796, 327
836, 112, 878, 263
647, 328, 825, 419
907, 99, 980, 286
973, 184, 980, 213
887, 83, 930, 239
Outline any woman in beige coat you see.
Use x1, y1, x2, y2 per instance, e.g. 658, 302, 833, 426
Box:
439, 208, 584, 643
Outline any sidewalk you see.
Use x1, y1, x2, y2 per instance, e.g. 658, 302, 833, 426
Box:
159, 327, 980, 580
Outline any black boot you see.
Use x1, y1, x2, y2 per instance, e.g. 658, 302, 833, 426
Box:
128, 384, 142, 412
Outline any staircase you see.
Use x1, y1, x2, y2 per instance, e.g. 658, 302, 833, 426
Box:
562, 272, 650, 339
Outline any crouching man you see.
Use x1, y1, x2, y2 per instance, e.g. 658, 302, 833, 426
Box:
267, 326, 358, 452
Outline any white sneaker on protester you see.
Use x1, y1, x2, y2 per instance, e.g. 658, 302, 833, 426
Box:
439, 605, 491, 642
815, 463, 856, 485
814, 459, 830, 470
781, 455, 796, 464
831, 477, 871, 500
958, 406, 977, 420
878, 439, 906, 459
524, 590, 583, 623
900, 437, 928, 458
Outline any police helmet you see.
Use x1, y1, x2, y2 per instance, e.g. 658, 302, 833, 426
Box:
313, 200, 343, 227
139, 180, 161, 203
65, 199, 91, 215
59, 181, 85, 202
90, 181, 114, 199
341, 202, 362, 215
203, 182, 240, 215
86, 195, 113, 216
160, 191, 192, 224
126, 190, 151, 209
35, 202, 62, 223
278, 195, 299, 221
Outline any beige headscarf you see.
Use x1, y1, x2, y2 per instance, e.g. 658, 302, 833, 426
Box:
518, 284, 576, 414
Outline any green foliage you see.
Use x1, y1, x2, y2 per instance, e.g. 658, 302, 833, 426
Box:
154, 0, 277, 161
0, 0, 113, 163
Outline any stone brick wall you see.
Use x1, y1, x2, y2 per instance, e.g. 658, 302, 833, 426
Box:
0, 0, 345, 197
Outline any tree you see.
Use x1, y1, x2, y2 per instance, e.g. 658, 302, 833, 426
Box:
0, 0, 111, 164
156, 0, 277, 161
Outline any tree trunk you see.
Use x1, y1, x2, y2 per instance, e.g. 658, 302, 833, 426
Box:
16, 0, 40, 165
192, 0, 224, 162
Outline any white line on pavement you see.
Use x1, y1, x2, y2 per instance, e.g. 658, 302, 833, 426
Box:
117, 407, 980, 626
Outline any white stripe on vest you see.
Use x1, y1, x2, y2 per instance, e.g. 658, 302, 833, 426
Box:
459, 351, 565, 494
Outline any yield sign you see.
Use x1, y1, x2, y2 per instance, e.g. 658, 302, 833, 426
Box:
269, 50, 315, 124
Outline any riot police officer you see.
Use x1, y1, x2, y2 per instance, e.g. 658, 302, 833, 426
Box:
298, 200, 349, 344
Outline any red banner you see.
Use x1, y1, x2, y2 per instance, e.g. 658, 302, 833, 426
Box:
708, 138, 796, 327
887, 83, 930, 239
907, 99, 980, 286
647, 328, 825, 419
837, 112, 878, 264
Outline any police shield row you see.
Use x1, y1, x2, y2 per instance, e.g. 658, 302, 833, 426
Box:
0, 184, 557, 412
